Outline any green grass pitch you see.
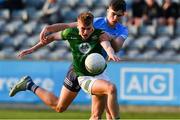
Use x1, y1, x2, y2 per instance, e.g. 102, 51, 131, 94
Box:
0, 109, 180, 119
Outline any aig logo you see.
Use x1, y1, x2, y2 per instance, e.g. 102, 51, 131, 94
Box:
120, 68, 174, 101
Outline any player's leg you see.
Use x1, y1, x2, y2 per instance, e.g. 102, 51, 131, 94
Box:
55, 66, 81, 112
78, 75, 119, 119
102, 96, 113, 120
34, 86, 58, 110
9, 66, 80, 113
33, 85, 78, 112
90, 95, 112, 120
91, 79, 119, 119
90, 95, 106, 120
56, 86, 78, 112
9, 76, 78, 112
35, 66, 80, 112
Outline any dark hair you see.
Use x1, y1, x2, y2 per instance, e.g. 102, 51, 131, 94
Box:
77, 12, 94, 26
109, 0, 126, 12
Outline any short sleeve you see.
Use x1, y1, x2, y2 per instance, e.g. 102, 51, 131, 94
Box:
119, 26, 128, 41
61, 28, 72, 40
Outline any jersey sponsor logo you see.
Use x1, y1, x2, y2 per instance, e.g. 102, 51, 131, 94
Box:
78, 42, 91, 54
120, 68, 174, 101
91, 35, 98, 40
120, 35, 128, 40
70, 37, 77, 40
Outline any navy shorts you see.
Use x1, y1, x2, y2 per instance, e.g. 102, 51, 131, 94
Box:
63, 65, 81, 92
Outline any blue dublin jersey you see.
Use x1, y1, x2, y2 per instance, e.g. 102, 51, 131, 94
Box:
93, 17, 128, 58
93, 17, 128, 41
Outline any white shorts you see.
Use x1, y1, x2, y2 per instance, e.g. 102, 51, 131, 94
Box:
78, 72, 110, 95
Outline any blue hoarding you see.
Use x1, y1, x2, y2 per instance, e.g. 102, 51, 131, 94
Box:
0, 60, 180, 106
0, 60, 91, 104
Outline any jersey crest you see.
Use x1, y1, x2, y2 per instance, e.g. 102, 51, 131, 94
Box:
78, 42, 91, 54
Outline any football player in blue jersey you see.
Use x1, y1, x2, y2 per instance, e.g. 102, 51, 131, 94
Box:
42, 0, 128, 54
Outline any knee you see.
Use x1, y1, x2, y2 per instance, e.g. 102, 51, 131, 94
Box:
56, 105, 67, 113
107, 83, 117, 95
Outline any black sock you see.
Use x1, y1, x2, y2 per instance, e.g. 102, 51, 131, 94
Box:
27, 81, 39, 93
114, 117, 120, 120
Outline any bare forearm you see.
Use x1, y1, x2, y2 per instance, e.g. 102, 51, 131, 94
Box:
33, 36, 56, 51
30, 42, 45, 52
46, 23, 76, 33
106, 47, 115, 57
46, 23, 68, 32
101, 41, 115, 56
18, 38, 55, 58
101, 41, 121, 61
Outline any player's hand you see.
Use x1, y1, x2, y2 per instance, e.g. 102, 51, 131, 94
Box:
39, 26, 49, 44
40, 26, 54, 45
108, 54, 121, 62
17, 49, 34, 59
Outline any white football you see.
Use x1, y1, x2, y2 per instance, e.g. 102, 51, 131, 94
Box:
85, 53, 106, 74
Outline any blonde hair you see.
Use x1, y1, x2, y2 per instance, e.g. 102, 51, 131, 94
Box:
77, 12, 94, 26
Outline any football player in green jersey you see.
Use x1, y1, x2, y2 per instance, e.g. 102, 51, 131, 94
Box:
16, 1, 127, 119
35, 1, 127, 119
14, 12, 120, 119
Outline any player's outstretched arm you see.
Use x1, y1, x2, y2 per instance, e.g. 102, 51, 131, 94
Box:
18, 42, 45, 58
101, 41, 121, 62
18, 32, 61, 58
100, 33, 121, 62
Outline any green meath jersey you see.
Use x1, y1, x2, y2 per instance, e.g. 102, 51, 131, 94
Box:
61, 28, 104, 76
